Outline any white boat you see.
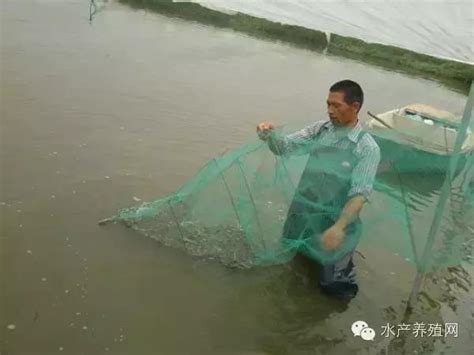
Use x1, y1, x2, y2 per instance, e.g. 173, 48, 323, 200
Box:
365, 104, 474, 174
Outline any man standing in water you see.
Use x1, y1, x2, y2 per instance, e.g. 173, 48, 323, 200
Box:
257, 80, 380, 300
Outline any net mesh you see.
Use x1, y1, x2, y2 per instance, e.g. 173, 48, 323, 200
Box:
102, 100, 473, 272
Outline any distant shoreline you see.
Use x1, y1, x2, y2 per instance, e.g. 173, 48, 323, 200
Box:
119, 0, 474, 94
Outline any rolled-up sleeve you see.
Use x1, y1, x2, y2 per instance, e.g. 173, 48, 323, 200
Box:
268, 121, 325, 156
348, 143, 381, 202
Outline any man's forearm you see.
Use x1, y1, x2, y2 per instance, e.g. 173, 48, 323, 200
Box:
267, 133, 288, 156
334, 195, 366, 230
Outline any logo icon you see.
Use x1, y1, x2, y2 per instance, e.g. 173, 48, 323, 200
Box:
351, 320, 375, 341
360, 327, 376, 341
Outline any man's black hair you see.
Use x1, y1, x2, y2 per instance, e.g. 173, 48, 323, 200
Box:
330, 80, 364, 111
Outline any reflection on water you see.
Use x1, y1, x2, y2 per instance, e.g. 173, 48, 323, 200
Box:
1, 0, 472, 354
376, 161, 474, 267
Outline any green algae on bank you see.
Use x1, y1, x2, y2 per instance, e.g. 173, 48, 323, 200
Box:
118, 0, 474, 93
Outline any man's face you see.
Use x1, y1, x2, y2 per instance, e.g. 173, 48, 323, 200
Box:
326, 91, 360, 127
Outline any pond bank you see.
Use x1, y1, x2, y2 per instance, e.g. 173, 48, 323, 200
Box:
119, 0, 473, 94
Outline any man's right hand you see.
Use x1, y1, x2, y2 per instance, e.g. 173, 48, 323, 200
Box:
256, 122, 275, 141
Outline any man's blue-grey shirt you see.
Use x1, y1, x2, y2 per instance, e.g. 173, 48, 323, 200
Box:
268, 120, 381, 202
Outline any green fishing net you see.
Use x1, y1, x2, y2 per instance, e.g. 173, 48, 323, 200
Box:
101, 95, 473, 272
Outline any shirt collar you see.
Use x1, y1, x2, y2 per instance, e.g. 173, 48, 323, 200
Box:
326, 120, 363, 143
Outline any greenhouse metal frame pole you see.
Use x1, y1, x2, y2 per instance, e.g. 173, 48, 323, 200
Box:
407, 81, 474, 310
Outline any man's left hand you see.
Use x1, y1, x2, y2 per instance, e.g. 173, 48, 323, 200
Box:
321, 225, 345, 251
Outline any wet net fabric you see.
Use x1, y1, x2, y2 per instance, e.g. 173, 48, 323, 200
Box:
105, 112, 474, 272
